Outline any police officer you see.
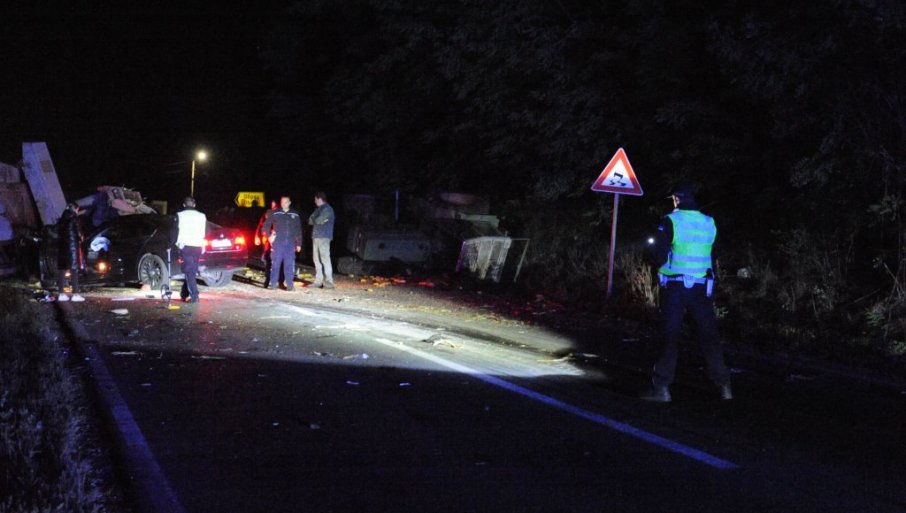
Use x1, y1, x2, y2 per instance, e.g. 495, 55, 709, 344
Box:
262, 196, 302, 291
642, 183, 732, 402
174, 197, 207, 303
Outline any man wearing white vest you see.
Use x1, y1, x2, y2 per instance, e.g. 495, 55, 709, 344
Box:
175, 196, 207, 303
642, 183, 731, 403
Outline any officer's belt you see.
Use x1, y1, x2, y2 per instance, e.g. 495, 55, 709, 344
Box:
660, 275, 708, 285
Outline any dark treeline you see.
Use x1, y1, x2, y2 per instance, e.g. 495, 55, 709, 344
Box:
261, 0, 906, 359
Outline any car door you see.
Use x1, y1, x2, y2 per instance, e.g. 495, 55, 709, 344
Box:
97, 216, 160, 282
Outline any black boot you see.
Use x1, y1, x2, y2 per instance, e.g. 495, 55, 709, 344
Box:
640, 385, 672, 403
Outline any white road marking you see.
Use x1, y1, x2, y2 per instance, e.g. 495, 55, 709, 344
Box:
372, 337, 739, 470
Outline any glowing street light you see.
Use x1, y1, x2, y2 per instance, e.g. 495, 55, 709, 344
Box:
190, 150, 208, 198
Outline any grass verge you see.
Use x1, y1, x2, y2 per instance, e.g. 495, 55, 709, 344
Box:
0, 285, 129, 512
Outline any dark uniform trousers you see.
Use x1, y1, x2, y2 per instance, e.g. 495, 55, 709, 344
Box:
180, 246, 203, 300
269, 241, 295, 289
653, 281, 730, 388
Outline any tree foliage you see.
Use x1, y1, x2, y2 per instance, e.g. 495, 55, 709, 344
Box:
263, 0, 906, 356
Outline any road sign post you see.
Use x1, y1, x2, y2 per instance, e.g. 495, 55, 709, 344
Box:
590, 147, 643, 299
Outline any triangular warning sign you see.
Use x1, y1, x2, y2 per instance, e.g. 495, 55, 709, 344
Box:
591, 147, 643, 196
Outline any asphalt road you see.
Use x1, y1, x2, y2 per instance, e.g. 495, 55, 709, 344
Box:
59, 280, 906, 513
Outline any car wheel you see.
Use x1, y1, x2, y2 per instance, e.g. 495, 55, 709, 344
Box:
201, 270, 233, 287
138, 254, 169, 289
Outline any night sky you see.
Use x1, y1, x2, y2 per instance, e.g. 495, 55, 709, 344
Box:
1, 3, 286, 207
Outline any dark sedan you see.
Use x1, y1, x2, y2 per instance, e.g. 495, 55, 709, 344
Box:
39, 213, 248, 290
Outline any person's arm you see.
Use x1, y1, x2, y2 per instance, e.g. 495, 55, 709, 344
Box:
169, 215, 179, 246
293, 214, 303, 250
650, 216, 673, 269
312, 205, 332, 225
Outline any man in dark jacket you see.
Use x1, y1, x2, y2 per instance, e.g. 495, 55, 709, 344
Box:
262, 196, 302, 291
308, 191, 335, 289
56, 203, 85, 302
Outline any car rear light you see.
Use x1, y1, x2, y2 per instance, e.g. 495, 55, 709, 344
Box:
254, 235, 261, 246
234, 235, 246, 246
98, 261, 108, 273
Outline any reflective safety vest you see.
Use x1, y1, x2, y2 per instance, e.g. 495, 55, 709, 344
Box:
659, 210, 716, 278
176, 209, 207, 248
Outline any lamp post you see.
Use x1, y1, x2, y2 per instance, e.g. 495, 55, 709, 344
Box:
190, 150, 208, 198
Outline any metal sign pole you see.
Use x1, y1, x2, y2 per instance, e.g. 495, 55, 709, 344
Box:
606, 193, 620, 299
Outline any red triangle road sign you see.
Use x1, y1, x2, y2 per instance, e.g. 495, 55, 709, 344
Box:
591, 147, 643, 196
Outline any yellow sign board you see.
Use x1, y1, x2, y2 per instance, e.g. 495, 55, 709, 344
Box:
234, 191, 266, 208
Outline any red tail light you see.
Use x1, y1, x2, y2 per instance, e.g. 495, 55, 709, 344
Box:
234, 235, 246, 246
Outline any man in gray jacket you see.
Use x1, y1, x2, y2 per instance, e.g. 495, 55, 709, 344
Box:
308, 191, 335, 289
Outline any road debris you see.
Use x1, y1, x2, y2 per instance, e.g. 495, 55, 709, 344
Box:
346, 380, 360, 386
191, 355, 226, 360
111, 297, 136, 301
110, 308, 129, 315
111, 351, 141, 356
343, 353, 370, 360
399, 382, 412, 387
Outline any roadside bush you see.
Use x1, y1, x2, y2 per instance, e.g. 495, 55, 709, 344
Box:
0, 287, 126, 513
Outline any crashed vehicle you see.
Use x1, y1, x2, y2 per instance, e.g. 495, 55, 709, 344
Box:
38, 213, 248, 290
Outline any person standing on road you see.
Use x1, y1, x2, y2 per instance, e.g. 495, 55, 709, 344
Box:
56, 202, 85, 302
174, 197, 207, 303
308, 191, 335, 289
263, 196, 302, 291
256, 200, 278, 288
641, 183, 732, 403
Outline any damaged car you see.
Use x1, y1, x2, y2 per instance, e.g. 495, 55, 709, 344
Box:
38, 213, 248, 290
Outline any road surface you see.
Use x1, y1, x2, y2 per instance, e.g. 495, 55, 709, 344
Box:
58, 279, 906, 513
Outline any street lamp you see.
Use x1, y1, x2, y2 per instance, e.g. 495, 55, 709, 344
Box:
190, 150, 208, 198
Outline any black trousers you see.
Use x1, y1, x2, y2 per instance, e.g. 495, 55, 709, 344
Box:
180, 246, 202, 300
653, 281, 730, 388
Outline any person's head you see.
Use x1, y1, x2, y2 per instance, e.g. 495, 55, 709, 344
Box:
67, 202, 80, 214
314, 191, 327, 207
183, 197, 196, 209
668, 182, 699, 210
280, 196, 292, 211
270, 200, 278, 210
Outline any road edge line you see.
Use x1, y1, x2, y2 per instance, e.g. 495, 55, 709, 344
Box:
57, 303, 188, 513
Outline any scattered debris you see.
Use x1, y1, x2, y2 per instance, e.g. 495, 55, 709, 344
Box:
309, 423, 321, 430
433, 339, 460, 349
346, 380, 360, 386
343, 353, 370, 360
399, 382, 412, 387
191, 355, 226, 360
111, 351, 140, 356
167, 305, 180, 310
730, 368, 746, 374
111, 297, 136, 302
140, 383, 152, 387
127, 329, 140, 337
110, 308, 129, 315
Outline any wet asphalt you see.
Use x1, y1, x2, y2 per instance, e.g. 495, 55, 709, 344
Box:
60, 281, 906, 513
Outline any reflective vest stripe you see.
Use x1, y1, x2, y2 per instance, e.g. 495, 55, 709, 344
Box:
659, 210, 716, 278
